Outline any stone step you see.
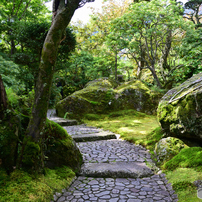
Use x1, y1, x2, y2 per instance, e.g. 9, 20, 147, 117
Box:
70, 131, 117, 142
49, 117, 78, 126
47, 109, 78, 126
79, 162, 154, 179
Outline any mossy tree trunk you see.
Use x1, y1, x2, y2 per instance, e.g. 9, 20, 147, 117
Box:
0, 75, 8, 120
20, 0, 94, 172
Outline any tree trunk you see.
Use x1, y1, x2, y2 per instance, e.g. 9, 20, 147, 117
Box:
21, 0, 86, 172
114, 52, 118, 81
149, 66, 162, 89
162, 30, 172, 71
0, 75, 8, 120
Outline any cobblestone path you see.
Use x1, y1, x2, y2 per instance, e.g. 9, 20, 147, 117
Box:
48, 110, 178, 202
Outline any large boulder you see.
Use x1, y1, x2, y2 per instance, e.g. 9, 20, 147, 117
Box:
114, 80, 161, 114
56, 78, 117, 118
56, 78, 162, 118
43, 120, 83, 171
157, 73, 202, 143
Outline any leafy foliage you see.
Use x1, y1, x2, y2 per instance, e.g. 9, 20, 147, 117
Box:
108, 0, 192, 88
180, 27, 202, 79
0, 55, 23, 92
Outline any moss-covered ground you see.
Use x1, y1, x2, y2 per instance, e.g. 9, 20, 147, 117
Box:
83, 109, 202, 202
1, 109, 201, 201
0, 166, 75, 202
83, 109, 160, 143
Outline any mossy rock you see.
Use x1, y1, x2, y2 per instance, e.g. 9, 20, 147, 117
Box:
43, 120, 82, 172
56, 78, 117, 118
56, 78, 162, 118
154, 137, 187, 164
113, 79, 162, 114
157, 73, 202, 143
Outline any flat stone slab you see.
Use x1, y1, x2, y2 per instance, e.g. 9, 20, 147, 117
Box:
49, 117, 78, 126
63, 125, 103, 135
47, 109, 78, 126
79, 162, 154, 178
71, 131, 117, 142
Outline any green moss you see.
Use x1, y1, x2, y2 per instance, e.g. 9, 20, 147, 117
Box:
136, 127, 164, 151
0, 167, 75, 202
165, 168, 202, 202
162, 147, 202, 171
157, 73, 202, 142
172, 180, 196, 191
43, 120, 82, 171
84, 114, 102, 120
115, 79, 147, 91
154, 137, 187, 165
83, 109, 159, 143
0, 113, 21, 172
56, 78, 162, 119
22, 137, 41, 169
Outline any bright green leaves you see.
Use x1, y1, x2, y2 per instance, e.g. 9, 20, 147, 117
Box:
0, 55, 23, 91
108, 0, 193, 88
180, 27, 202, 78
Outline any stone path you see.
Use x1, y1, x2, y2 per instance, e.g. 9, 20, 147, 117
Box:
48, 110, 178, 202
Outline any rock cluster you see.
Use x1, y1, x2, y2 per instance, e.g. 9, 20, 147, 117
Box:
56, 78, 162, 118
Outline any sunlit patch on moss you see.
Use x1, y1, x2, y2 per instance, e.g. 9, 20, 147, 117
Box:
83, 109, 159, 144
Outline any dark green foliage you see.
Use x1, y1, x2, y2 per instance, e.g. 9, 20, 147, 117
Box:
162, 147, 202, 171
56, 28, 76, 67
13, 22, 76, 91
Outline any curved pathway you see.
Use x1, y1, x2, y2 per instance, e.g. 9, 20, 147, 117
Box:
48, 110, 178, 202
